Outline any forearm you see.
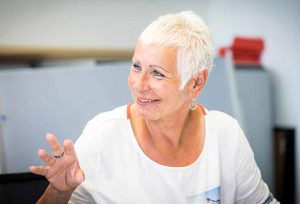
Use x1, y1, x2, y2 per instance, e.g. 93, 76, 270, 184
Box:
37, 184, 75, 204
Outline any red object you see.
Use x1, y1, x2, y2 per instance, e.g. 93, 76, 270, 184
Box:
218, 47, 228, 57
218, 37, 265, 66
231, 37, 264, 65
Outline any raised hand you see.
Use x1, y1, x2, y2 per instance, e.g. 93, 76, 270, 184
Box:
30, 133, 85, 194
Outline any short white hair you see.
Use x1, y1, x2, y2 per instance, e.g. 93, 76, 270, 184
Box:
138, 11, 214, 89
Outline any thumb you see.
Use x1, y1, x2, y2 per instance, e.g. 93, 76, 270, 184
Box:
76, 170, 85, 184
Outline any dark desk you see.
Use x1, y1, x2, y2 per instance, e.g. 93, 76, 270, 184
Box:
0, 172, 48, 204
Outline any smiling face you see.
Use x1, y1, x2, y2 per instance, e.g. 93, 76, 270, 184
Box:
128, 42, 195, 121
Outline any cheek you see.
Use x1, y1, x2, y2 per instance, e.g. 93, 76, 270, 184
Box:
151, 82, 175, 99
148, 78, 165, 89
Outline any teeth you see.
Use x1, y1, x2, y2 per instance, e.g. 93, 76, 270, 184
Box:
139, 98, 158, 103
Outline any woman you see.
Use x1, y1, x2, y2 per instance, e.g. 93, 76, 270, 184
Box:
30, 11, 277, 203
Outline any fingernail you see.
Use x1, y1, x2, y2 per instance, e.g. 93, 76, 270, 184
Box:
38, 149, 43, 155
46, 133, 52, 139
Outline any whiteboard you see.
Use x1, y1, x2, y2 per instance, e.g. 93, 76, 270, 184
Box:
0, 61, 132, 173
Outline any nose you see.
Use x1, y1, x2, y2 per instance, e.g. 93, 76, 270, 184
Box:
136, 72, 150, 92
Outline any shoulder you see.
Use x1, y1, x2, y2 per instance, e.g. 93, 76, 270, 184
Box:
83, 105, 129, 134
88, 105, 128, 126
75, 105, 129, 147
204, 109, 246, 155
74, 104, 130, 168
205, 109, 240, 132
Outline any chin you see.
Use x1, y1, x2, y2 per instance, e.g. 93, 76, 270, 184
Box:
136, 106, 159, 120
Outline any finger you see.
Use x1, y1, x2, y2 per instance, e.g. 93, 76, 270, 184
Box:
46, 133, 63, 154
63, 139, 76, 156
29, 165, 48, 176
38, 149, 55, 166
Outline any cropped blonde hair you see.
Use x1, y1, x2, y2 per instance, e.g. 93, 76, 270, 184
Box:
138, 11, 214, 89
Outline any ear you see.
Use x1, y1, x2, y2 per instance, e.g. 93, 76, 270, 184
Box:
191, 69, 208, 98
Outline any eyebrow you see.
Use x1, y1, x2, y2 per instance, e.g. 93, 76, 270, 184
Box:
149, 64, 170, 74
132, 58, 171, 74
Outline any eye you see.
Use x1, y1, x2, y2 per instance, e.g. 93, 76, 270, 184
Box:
152, 70, 165, 78
132, 63, 141, 71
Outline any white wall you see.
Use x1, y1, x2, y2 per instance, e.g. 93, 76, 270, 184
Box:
0, 0, 208, 48
0, 0, 299, 202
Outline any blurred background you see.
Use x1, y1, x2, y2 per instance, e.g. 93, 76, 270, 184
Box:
0, 0, 299, 203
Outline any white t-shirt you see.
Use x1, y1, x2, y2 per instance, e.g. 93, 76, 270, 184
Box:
69, 105, 276, 204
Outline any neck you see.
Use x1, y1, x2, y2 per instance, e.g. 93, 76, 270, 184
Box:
129, 104, 205, 166
132, 104, 200, 149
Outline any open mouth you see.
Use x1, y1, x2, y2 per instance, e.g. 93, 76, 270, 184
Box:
137, 97, 160, 106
